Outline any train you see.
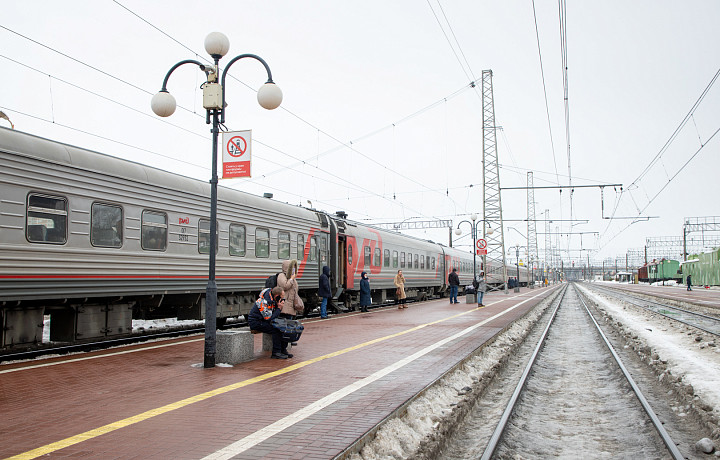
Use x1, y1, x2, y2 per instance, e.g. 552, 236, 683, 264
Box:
637, 259, 682, 284
0, 127, 525, 349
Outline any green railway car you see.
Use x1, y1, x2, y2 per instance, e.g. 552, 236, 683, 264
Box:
682, 248, 720, 286
647, 259, 681, 283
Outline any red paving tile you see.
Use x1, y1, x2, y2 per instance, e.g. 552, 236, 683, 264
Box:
0, 286, 562, 459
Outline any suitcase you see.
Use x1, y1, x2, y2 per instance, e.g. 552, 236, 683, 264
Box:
271, 318, 304, 342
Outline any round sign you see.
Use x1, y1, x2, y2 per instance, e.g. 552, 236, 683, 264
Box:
226, 136, 247, 158
476, 239, 487, 250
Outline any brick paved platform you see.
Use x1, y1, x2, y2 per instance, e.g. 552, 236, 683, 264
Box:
1, 285, 560, 460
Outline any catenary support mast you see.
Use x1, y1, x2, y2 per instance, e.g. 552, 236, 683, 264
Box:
481, 70, 508, 293
527, 172, 538, 287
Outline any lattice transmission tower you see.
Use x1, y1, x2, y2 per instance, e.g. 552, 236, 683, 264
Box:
544, 209, 551, 282
527, 172, 538, 287
481, 70, 508, 293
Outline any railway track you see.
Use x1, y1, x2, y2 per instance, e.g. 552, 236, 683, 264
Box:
586, 283, 720, 337
0, 301, 391, 362
476, 283, 683, 459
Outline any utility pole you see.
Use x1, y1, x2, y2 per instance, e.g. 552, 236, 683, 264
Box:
545, 209, 551, 285
481, 70, 508, 293
527, 172, 538, 288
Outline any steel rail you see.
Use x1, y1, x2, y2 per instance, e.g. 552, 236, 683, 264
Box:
588, 283, 720, 337
479, 283, 568, 460
576, 284, 684, 460
482, 283, 683, 460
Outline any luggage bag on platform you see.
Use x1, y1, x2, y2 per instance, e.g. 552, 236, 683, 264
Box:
271, 318, 304, 342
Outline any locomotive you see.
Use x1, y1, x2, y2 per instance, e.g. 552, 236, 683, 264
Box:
0, 128, 518, 349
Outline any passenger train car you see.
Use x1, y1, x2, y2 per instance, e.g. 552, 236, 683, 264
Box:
0, 128, 511, 349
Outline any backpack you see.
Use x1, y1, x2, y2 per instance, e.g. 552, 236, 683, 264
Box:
264, 272, 282, 289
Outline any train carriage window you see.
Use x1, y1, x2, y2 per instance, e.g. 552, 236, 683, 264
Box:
432, 257, 436, 270
297, 234, 304, 260
407, 253, 412, 269
420, 255, 425, 270
309, 236, 318, 261
426, 256, 430, 270
384, 249, 390, 267
393, 250, 398, 268
348, 244, 353, 265
229, 224, 246, 256
374, 247, 381, 267
414, 254, 419, 269
364, 246, 371, 267
91, 203, 123, 248
26, 193, 67, 244
141, 210, 167, 251
255, 228, 270, 258
278, 231, 290, 259
400, 252, 406, 268
198, 219, 219, 254
319, 235, 328, 264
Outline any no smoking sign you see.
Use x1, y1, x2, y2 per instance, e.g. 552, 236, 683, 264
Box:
221, 130, 252, 178
476, 238, 487, 255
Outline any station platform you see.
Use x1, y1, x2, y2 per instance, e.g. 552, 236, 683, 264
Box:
1, 285, 560, 460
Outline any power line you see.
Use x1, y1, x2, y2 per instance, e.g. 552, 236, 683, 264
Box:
0, 15, 467, 221
426, 0, 474, 83
531, 0, 560, 187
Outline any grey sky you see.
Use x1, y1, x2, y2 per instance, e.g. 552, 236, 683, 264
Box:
1, 1, 718, 267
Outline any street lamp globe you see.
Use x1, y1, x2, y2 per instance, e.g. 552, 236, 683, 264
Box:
471, 213, 477, 221
257, 82, 283, 110
455, 228, 462, 236
150, 91, 177, 117
204, 32, 230, 57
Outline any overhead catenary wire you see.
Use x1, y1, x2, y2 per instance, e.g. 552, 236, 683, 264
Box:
0, 14, 466, 221
531, 0, 561, 188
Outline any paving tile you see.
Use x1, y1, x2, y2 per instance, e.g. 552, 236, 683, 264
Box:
0, 287, 569, 459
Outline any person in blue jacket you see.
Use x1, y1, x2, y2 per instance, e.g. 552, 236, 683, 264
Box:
359, 271, 371, 313
318, 266, 332, 319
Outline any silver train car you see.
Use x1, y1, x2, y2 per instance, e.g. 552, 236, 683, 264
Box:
0, 128, 510, 349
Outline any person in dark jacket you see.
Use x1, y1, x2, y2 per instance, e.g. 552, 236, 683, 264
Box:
359, 271, 371, 312
687, 274, 692, 291
448, 268, 460, 304
318, 266, 332, 319
248, 286, 291, 359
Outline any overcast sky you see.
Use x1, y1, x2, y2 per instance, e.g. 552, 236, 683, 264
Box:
1, 1, 718, 267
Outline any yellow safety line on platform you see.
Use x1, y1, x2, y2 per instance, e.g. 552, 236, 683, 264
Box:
5, 288, 555, 460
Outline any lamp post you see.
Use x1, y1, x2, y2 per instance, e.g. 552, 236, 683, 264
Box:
514, 246, 520, 292
455, 214, 493, 285
151, 32, 282, 368
506, 226, 532, 288
507, 245, 521, 292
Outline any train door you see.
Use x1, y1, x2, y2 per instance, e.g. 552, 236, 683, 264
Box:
338, 235, 347, 289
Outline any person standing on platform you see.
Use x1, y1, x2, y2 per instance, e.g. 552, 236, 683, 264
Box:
248, 286, 292, 359
394, 269, 407, 309
277, 259, 303, 319
318, 265, 332, 319
687, 274, 692, 291
448, 268, 460, 304
359, 271, 371, 312
474, 272, 487, 307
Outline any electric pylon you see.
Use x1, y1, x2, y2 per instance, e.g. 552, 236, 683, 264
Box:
481, 70, 508, 293
527, 172, 538, 287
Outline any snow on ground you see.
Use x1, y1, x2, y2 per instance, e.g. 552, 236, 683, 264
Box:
577, 283, 720, 414
131, 318, 204, 332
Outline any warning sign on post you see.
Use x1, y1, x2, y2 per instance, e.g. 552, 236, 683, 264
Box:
476, 238, 487, 256
222, 130, 252, 178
